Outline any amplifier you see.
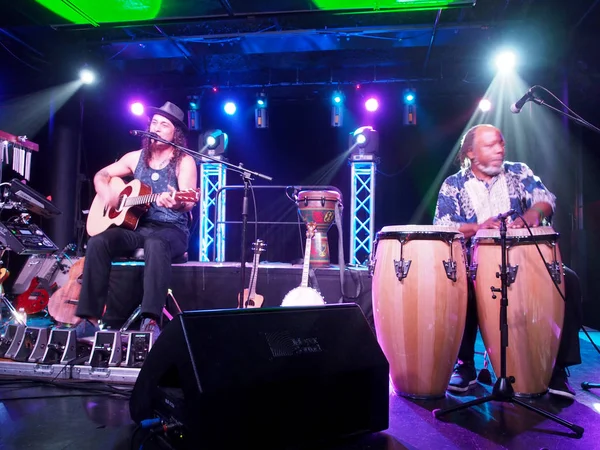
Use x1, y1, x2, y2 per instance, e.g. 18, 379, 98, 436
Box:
0, 222, 58, 255
12, 254, 82, 294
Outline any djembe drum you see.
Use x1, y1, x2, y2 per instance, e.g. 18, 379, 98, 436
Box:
371, 225, 468, 399
296, 190, 341, 267
472, 226, 565, 397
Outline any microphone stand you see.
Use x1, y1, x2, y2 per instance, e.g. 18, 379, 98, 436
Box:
146, 133, 272, 309
529, 94, 600, 388
433, 216, 584, 437
531, 97, 600, 134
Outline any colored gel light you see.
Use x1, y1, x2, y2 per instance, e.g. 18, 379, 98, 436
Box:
36, 0, 161, 24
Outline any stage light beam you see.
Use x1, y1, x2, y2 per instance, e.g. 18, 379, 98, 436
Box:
365, 98, 379, 112
130, 102, 144, 116
79, 68, 95, 84
223, 102, 237, 115
495, 50, 516, 73
479, 99, 492, 112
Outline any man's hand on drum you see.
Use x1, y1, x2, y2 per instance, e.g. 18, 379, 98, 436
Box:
508, 209, 541, 229
479, 216, 501, 229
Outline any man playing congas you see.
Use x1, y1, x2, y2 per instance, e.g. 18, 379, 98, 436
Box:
433, 124, 582, 400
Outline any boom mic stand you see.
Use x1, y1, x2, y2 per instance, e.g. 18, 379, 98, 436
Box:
525, 88, 600, 393
432, 214, 584, 437
135, 131, 272, 309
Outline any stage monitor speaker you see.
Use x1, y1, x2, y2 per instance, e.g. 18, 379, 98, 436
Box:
129, 303, 389, 449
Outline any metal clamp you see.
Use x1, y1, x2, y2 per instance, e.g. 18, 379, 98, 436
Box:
442, 236, 460, 282
497, 264, 519, 286
546, 261, 562, 284
368, 251, 376, 277
469, 263, 478, 281
394, 259, 411, 281
443, 260, 457, 282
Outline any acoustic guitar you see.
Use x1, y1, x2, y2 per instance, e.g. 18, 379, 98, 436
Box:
14, 244, 75, 315
281, 222, 325, 306
86, 177, 200, 237
238, 240, 266, 308
47, 257, 85, 325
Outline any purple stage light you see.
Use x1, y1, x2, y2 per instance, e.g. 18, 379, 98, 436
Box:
365, 98, 379, 112
131, 102, 145, 116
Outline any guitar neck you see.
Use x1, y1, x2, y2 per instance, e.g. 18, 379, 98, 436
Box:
248, 252, 261, 298
301, 237, 312, 288
123, 192, 163, 208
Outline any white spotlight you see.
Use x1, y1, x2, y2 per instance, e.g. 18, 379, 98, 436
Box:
495, 51, 516, 73
79, 68, 96, 84
478, 99, 492, 112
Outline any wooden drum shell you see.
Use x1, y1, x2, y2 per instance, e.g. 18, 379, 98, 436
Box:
472, 227, 565, 396
371, 225, 468, 399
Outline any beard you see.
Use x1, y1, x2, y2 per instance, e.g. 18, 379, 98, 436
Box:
473, 157, 503, 177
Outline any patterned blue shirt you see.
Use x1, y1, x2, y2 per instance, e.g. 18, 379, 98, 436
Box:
434, 161, 556, 227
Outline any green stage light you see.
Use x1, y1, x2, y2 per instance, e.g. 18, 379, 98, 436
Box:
312, 0, 475, 13
36, 0, 161, 25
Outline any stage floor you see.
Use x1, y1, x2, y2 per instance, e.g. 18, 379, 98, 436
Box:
0, 329, 599, 450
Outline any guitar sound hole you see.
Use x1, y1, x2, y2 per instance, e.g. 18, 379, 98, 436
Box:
245, 299, 255, 307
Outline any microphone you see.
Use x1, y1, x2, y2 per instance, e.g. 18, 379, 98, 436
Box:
510, 88, 536, 114
496, 209, 516, 220
129, 130, 159, 139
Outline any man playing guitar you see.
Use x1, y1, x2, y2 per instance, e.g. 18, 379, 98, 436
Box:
74, 101, 198, 341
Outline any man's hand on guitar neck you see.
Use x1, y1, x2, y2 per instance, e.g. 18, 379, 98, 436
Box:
157, 185, 189, 211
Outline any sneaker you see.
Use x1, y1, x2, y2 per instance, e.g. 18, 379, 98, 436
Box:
448, 361, 478, 393
73, 319, 100, 339
548, 366, 575, 400
140, 318, 161, 343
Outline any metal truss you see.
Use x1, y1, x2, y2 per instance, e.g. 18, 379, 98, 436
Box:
350, 158, 376, 266
199, 162, 226, 261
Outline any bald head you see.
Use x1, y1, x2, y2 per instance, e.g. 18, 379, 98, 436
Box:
458, 124, 503, 169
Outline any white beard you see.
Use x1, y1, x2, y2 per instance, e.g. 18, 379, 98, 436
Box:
473, 157, 503, 177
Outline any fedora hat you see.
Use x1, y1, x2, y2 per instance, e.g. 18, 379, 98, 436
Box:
146, 101, 188, 131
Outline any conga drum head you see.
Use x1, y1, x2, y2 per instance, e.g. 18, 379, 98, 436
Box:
473, 226, 559, 243
378, 225, 464, 241
472, 226, 564, 396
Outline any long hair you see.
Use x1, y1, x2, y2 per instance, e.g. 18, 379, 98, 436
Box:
142, 125, 187, 172
457, 124, 498, 169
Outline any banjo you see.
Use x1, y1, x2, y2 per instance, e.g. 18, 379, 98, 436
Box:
281, 222, 325, 306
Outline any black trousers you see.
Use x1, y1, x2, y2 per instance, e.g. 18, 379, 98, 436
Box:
76, 223, 188, 321
458, 265, 583, 368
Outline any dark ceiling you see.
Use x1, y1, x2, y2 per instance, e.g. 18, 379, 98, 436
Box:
1, 0, 599, 101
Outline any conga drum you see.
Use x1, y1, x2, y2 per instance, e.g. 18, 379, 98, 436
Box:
472, 226, 565, 397
296, 190, 342, 267
371, 225, 468, 399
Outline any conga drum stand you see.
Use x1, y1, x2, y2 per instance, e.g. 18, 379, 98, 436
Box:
433, 213, 584, 437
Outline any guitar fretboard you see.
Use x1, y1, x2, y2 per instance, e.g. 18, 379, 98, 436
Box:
248, 251, 261, 298
123, 193, 164, 208
301, 235, 312, 288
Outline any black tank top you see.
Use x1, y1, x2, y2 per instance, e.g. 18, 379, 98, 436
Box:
133, 149, 189, 235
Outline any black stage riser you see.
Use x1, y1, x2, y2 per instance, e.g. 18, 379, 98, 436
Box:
104, 263, 373, 329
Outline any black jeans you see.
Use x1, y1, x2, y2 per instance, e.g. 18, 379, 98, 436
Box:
458, 265, 583, 368
76, 222, 188, 321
